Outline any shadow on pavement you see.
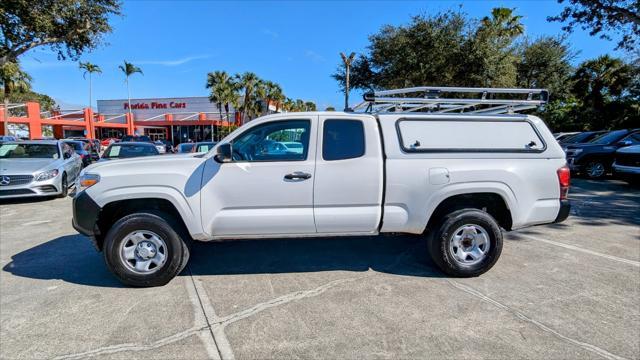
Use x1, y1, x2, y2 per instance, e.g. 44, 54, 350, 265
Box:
3, 233, 442, 287
2, 234, 123, 288
567, 179, 640, 227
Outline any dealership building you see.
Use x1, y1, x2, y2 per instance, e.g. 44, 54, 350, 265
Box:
96, 96, 240, 144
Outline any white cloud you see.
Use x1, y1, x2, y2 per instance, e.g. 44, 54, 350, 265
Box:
304, 50, 325, 63
135, 55, 211, 66
261, 28, 279, 39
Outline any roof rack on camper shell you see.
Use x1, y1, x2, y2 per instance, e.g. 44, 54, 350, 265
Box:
353, 86, 549, 115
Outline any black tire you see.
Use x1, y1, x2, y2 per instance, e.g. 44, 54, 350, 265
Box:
428, 209, 503, 277
57, 173, 68, 198
103, 212, 191, 287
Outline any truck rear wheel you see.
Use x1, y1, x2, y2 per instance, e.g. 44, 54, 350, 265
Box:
428, 209, 502, 277
103, 212, 191, 287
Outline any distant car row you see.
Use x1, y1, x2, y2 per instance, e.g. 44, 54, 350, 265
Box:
0, 138, 223, 199
554, 129, 640, 184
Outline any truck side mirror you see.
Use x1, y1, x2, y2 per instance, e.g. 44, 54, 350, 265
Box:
214, 143, 232, 163
63, 152, 71, 159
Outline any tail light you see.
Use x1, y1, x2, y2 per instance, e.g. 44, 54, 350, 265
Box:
557, 165, 570, 200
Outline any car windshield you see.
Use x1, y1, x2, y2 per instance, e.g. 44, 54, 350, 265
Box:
178, 144, 195, 152
0, 143, 59, 159
589, 130, 627, 145
196, 143, 215, 152
563, 132, 599, 144
104, 144, 158, 158
64, 141, 84, 151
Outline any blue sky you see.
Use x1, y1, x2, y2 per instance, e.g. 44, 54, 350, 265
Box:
20, 0, 626, 110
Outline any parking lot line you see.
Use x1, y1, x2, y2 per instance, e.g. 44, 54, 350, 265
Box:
514, 233, 640, 267
447, 280, 629, 360
187, 268, 235, 360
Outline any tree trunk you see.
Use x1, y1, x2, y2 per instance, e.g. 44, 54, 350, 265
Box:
88, 73, 92, 109
3, 82, 10, 136
126, 77, 132, 118
218, 105, 223, 141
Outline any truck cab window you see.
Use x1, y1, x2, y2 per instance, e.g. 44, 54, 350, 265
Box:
323, 119, 365, 161
232, 120, 310, 162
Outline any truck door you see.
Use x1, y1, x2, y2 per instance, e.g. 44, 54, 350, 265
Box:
200, 117, 318, 236
314, 115, 384, 233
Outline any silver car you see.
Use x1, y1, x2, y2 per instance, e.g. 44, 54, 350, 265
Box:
0, 140, 82, 199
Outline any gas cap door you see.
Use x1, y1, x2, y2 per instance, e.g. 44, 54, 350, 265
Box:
429, 167, 450, 185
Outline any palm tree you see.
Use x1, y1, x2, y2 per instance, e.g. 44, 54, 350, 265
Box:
304, 101, 316, 111
283, 97, 294, 112
206, 70, 241, 140
262, 80, 284, 115
272, 86, 285, 112
224, 82, 240, 136
118, 60, 143, 117
294, 99, 305, 112
1, 61, 31, 135
79, 62, 102, 109
481, 7, 524, 39
206, 71, 230, 121
235, 72, 260, 124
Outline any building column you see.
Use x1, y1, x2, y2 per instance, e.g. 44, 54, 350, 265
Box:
83, 107, 94, 139
26, 102, 42, 139
126, 113, 134, 135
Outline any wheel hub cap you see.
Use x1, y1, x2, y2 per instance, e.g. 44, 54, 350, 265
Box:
448, 224, 491, 266
119, 230, 167, 274
136, 241, 157, 260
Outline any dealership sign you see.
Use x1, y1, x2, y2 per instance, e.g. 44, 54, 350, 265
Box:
97, 97, 227, 120
124, 101, 187, 110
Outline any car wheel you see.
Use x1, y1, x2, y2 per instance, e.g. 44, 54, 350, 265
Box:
428, 209, 503, 277
103, 212, 191, 287
585, 161, 606, 179
57, 173, 68, 198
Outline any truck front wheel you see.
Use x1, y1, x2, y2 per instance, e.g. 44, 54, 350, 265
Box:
103, 212, 191, 287
428, 209, 503, 277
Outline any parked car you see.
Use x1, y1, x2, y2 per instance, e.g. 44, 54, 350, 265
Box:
612, 145, 640, 185
65, 138, 100, 162
63, 140, 95, 167
101, 138, 120, 148
559, 130, 607, 145
156, 139, 175, 153
191, 141, 217, 153
564, 129, 640, 178
281, 141, 304, 154
121, 135, 152, 143
72, 87, 570, 287
100, 142, 160, 161
0, 135, 18, 143
553, 132, 579, 141
153, 141, 167, 154
0, 140, 82, 199
176, 143, 195, 153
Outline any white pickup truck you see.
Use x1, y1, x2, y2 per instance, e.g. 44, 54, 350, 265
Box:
72, 87, 570, 287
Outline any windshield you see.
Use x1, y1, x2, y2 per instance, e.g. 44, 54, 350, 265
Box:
178, 143, 195, 152
196, 143, 215, 152
0, 143, 59, 159
64, 141, 84, 151
590, 130, 627, 145
104, 144, 159, 158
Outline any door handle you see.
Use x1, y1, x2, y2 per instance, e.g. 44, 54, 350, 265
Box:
284, 172, 312, 180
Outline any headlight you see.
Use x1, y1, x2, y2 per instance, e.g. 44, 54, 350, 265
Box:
34, 169, 59, 181
77, 173, 100, 192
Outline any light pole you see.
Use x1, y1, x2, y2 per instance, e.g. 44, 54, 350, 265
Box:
340, 52, 356, 111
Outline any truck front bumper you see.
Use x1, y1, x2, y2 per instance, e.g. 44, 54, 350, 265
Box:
72, 191, 102, 250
